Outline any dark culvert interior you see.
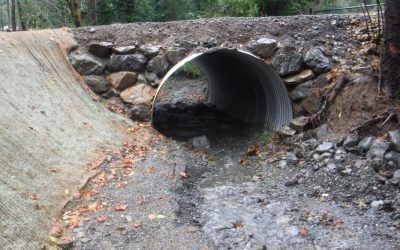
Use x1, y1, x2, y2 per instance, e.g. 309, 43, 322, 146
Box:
151, 48, 292, 139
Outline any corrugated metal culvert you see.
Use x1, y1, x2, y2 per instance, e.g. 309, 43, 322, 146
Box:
152, 48, 292, 130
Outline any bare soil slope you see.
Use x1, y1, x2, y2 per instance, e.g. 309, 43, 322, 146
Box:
0, 30, 131, 249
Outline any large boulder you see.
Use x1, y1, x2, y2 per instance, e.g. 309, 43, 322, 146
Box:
88, 42, 113, 58
69, 53, 106, 75
107, 71, 138, 90
289, 80, 313, 101
108, 53, 147, 72
120, 83, 155, 105
139, 44, 160, 59
166, 48, 187, 64
389, 130, 400, 152
248, 38, 278, 58
83, 75, 110, 94
303, 47, 333, 74
272, 46, 303, 76
147, 55, 170, 77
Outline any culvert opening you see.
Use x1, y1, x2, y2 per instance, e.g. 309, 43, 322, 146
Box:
151, 48, 292, 139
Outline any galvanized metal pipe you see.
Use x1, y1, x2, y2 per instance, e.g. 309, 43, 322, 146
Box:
152, 48, 292, 130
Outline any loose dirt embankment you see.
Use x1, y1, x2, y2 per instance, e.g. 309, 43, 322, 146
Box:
0, 30, 132, 249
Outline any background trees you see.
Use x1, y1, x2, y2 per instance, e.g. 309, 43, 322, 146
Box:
0, 0, 339, 30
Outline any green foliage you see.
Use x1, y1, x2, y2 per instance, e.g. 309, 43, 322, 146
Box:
0, 0, 340, 29
178, 63, 207, 80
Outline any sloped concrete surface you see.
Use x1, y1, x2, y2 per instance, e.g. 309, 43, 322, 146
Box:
0, 30, 130, 249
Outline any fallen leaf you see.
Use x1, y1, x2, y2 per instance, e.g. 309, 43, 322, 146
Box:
115, 182, 128, 188
114, 204, 128, 211
131, 220, 142, 228
144, 166, 156, 173
81, 188, 93, 198
246, 145, 260, 156
148, 213, 157, 221
165, 172, 174, 180
29, 193, 39, 200
116, 227, 127, 234
299, 227, 309, 236
64, 189, 71, 196
72, 191, 81, 199
50, 226, 63, 238
179, 171, 188, 178
233, 223, 243, 230
136, 195, 146, 205
96, 215, 107, 222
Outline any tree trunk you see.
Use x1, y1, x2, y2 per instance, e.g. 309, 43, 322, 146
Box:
7, 0, 10, 29
73, 0, 81, 27
11, 0, 15, 31
381, 0, 400, 97
89, 0, 97, 25
16, 0, 25, 30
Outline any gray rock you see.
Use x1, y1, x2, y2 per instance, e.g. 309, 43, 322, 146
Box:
303, 47, 333, 73
136, 74, 148, 85
343, 134, 360, 149
358, 136, 375, 154
290, 84, 311, 101
278, 126, 296, 136
108, 53, 147, 72
277, 160, 287, 168
129, 104, 150, 121
369, 140, 389, 156
391, 170, 400, 185
384, 151, 400, 168
83, 75, 110, 94
316, 142, 334, 153
283, 70, 315, 85
371, 200, 384, 209
389, 130, 400, 152
107, 71, 138, 90
285, 152, 298, 162
147, 55, 170, 76
249, 38, 278, 58
290, 116, 309, 131
166, 48, 187, 64
69, 53, 106, 75
285, 174, 302, 186
369, 156, 384, 171
272, 47, 303, 76
145, 72, 159, 88
112, 45, 136, 55
326, 162, 337, 172
88, 42, 113, 58
139, 44, 160, 59
316, 124, 334, 140
191, 135, 210, 150
320, 152, 332, 160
